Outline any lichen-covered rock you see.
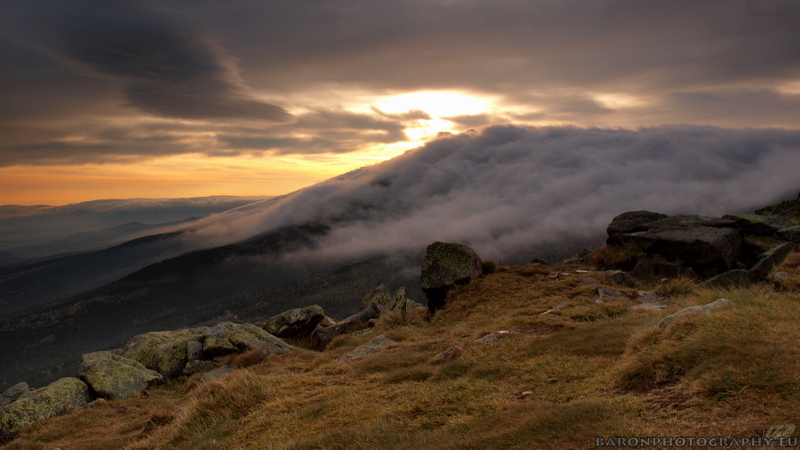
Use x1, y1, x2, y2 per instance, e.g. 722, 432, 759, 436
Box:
313, 303, 382, 350
121, 328, 205, 377
360, 285, 391, 310
748, 242, 795, 282
429, 346, 464, 364
0, 383, 29, 410
204, 322, 293, 356
420, 241, 483, 313
76, 351, 162, 400
0, 377, 91, 439
659, 298, 732, 327
259, 305, 325, 339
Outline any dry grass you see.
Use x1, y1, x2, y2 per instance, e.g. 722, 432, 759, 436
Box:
7, 253, 800, 449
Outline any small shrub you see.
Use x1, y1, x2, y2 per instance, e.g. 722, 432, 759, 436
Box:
654, 276, 696, 298
482, 259, 498, 275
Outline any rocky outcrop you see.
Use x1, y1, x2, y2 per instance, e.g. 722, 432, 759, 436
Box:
259, 305, 325, 339
609, 214, 741, 277
313, 302, 382, 350
76, 352, 162, 400
0, 377, 91, 439
420, 241, 483, 313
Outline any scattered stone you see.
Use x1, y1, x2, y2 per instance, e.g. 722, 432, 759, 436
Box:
748, 242, 795, 282
560, 249, 592, 265
0, 377, 91, 439
755, 197, 800, 216
420, 241, 483, 313
765, 423, 796, 439
429, 346, 464, 364
352, 328, 374, 337
659, 298, 733, 327
338, 335, 396, 361
259, 305, 325, 339
700, 269, 750, 288
200, 366, 233, 383
518, 391, 534, 399
313, 303, 382, 349
476, 330, 516, 344
592, 288, 625, 303
605, 270, 638, 287
76, 351, 162, 400
773, 271, 791, 290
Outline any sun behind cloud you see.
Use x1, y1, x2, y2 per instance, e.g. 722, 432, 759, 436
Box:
374, 91, 493, 141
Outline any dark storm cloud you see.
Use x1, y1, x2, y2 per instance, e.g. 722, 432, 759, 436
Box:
191, 125, 800, 262
10, 0, 291, 122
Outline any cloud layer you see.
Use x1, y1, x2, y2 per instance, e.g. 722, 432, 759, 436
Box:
2, 0, 800, 167
188, 125, 800, 263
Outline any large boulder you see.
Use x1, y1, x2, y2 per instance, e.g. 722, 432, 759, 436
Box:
420, 242, 483, 313
76, 351, 162, 400
121, 328, 205, 378
203, 322, 293, 356
606, 214, 741, 278
0, 377, 91, 439
259, 305, 325, 339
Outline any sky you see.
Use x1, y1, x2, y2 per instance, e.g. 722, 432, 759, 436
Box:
2, 0, 800, 205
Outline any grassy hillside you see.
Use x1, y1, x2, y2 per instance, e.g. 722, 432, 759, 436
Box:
5, 252, 800, 449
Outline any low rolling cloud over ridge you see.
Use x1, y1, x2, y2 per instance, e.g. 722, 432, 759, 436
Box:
186, 124, 800, 263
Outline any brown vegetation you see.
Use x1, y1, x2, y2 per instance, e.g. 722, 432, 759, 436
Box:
6, 254, 800, 449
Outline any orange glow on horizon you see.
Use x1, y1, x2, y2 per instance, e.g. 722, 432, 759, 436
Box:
0, 153, 374, 206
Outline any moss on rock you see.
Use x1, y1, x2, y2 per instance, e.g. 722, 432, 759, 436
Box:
77, 351, 162, 400
0, 377, 90, 439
